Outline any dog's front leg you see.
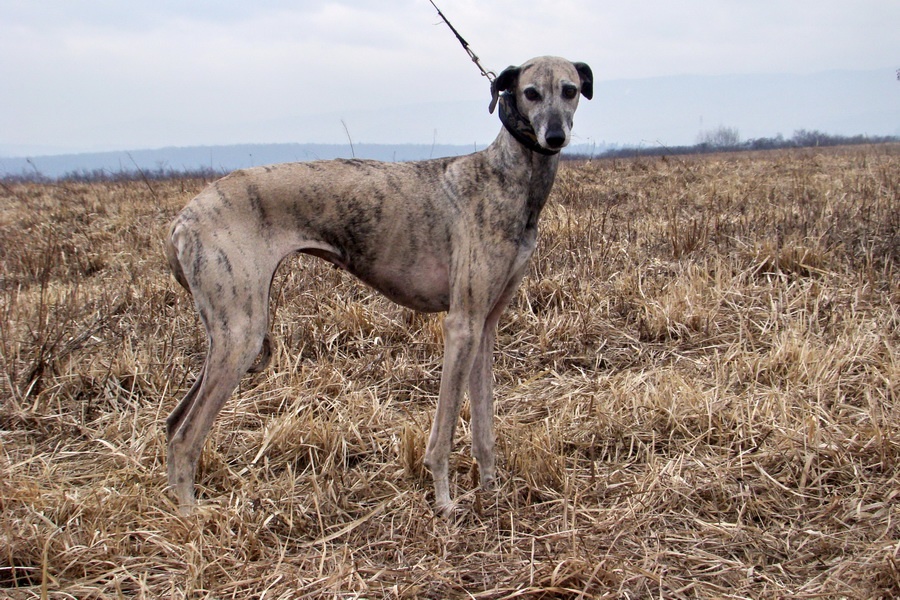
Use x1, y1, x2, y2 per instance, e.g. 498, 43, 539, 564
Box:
424, 310, 483, 515
468, 325, 497, 490
468, 266, 527, 492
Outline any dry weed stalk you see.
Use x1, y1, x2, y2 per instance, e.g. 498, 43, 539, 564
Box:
1, 146, 898, 598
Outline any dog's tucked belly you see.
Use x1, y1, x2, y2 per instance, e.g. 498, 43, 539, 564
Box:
300, 244, 451, 313
350, 253, 451, 313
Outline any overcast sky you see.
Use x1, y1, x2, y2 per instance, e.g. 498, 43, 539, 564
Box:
1, 1, 898, 155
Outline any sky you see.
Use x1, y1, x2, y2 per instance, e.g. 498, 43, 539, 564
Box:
1, 0, 898, 155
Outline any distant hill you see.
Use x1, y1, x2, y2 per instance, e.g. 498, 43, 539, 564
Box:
0, 144, 469, 180
0, 142, 605, 180
2, 68, 896, 179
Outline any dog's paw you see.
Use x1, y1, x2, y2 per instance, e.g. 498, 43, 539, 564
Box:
480, 474, 500, 492
434, 498, 460, 519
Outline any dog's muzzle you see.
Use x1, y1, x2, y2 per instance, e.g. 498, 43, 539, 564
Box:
543, 119, 567, 150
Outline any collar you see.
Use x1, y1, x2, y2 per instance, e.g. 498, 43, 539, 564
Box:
498, 92, 560, 156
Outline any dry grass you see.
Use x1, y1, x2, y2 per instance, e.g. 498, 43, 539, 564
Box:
1, 145, 898, 598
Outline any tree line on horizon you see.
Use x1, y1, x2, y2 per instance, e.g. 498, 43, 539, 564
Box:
575, 127, 899, 161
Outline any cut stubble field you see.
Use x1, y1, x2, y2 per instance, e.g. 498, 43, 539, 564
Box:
1, 145, 898, 598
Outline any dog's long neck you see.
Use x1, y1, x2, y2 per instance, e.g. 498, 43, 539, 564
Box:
483, 122, 560, 233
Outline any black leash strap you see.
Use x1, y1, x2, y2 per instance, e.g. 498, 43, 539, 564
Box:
428, 2, 553, 156
429, 0, 496, 82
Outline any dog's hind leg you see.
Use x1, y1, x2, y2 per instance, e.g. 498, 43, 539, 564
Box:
165, 229, 276, 512
166, 307, 270, 512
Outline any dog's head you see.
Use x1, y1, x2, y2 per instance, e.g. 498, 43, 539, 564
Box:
489, 56, 592, 152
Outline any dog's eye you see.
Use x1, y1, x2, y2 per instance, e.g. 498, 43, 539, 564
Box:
523, 88, 541, 102
562, 85, 578, 99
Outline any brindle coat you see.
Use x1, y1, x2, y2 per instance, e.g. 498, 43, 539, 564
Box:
165, 56, 593, 515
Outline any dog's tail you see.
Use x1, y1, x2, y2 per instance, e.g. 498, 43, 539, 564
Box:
165, 220, 191, 293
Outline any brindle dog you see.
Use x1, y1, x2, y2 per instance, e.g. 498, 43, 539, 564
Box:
165, 56, 592, 515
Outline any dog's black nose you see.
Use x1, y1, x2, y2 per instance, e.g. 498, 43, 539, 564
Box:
545, 130, 566, 149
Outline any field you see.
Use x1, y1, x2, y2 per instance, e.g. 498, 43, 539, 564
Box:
1, 145, 898, 598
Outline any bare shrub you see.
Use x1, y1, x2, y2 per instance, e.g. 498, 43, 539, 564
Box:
697, 125, 741, 148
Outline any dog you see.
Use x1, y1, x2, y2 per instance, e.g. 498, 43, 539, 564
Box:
165, 56, 593, 515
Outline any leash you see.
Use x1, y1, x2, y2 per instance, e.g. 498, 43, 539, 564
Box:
427, 2, 558, 156
429, 0, 496, 82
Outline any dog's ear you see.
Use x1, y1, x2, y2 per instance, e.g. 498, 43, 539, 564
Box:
574, 62, 593, 100
489, 65, 520, 114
